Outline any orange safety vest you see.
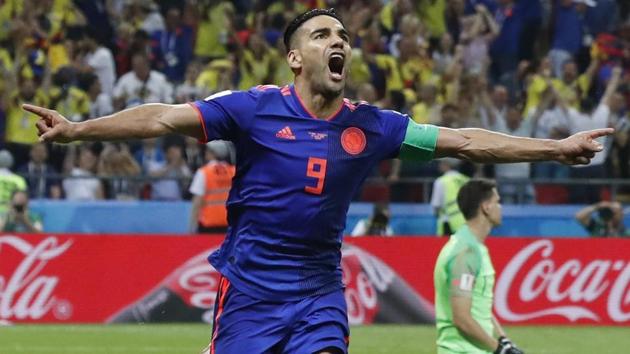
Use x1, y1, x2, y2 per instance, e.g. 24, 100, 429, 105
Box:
199, 161, 235, 227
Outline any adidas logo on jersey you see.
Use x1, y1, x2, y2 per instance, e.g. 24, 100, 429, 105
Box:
276, 126, 296, 140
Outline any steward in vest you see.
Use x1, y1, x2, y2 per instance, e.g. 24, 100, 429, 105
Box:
431, 158, 469, 236
189, 141, 235, 234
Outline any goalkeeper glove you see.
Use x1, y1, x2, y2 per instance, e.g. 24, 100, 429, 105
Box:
494, 336, 525, 354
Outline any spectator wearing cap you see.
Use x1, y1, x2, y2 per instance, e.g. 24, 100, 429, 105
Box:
188, 141, 235, 234
0, 150, 27, 212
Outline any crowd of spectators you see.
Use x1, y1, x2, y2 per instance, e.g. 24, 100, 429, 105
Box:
0, 0, 629, 204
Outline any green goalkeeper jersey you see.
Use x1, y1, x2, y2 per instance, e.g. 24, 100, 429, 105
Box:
434, 225, 496, 354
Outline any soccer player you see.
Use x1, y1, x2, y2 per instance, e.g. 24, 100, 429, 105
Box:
434, 179, 523, 354
25, 8, 610, 354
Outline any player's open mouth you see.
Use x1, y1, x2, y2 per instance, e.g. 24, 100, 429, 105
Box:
328, 52, 345, 81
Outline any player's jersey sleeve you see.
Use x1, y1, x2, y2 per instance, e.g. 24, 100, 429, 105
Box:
446, 246, 482, 298
189, 89, 259, 142
377, 109, 413, 159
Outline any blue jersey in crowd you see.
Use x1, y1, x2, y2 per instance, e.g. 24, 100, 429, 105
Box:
191, 84, 412, 301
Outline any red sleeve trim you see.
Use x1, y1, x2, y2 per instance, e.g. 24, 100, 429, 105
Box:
188, 102, 208, 143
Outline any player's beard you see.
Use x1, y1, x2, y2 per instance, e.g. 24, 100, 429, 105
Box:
310, 71, 344, 101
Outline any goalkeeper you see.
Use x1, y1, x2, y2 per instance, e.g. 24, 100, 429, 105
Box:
434, 179, 524, 354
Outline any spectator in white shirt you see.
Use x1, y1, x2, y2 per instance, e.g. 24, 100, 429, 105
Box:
78, 72, 113, 119
113, 52, 173, 110
350, 203, 394, 237
566, 66, 623, 203
62, 145, 104, 201
80, 28, 117, 97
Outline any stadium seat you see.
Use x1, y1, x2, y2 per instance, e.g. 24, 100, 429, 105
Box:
535, 184, 569, 204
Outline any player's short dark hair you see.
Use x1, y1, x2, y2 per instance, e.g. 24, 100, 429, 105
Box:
457, 178, 497, 220
283, 8, 345, 52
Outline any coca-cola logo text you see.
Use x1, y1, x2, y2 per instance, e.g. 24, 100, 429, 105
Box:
495, 240, 630, 323
0, 236, 72, 322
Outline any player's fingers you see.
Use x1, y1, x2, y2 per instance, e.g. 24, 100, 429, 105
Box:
586, 128, 614, 140
38, 130, 55, 143
22, 104, 55, 120
574, 156, 590, 165
35, 120, 50, 134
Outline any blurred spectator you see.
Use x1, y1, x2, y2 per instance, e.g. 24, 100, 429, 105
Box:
77, 72, 114, 118
184, 137, 205, 172
148, 144, 191, 200
0, 149, 27, 211
73, 0, 114, 47
518, 0, 543, 62
193, 0, 234, 61
113, 51, 173, 110
0, 190, 43, 233
431, 158, 469, 236
350, 202, 394, 237
2, 69, 49, 166
98, 143, 142, 200
17, 143, 62, 199
152, 6, 193, 83
236, 32, 277, 89
188, 141, 235, 234
62, 145, 104, 201
575, 201, 627, 237
481, 98, 540, 203
134, 138, 165, 174
126, 0, 165, 35
76, 26, 116, 96
610, 92, 629, 186
49, 66, 91, 122
432, 33, 455, 75
549, 0, 595, 77
419, 0, 447, 41
195, 59, 235, 97
489, 0, 525, 84
567, 66, 623, 203
459, 4, 499, 74
175, 61, 204, 103
411, 84, 442, 124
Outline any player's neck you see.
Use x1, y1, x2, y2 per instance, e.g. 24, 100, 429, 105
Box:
294, 81, 344, 119
466, 218, 492, 243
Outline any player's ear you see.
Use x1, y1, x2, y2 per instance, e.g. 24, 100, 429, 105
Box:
287, 49, 302, 71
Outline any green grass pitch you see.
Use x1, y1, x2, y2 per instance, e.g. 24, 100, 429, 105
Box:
1, 324, 627, 353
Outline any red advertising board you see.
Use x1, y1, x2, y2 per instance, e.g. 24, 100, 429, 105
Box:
1, 234, 629, 325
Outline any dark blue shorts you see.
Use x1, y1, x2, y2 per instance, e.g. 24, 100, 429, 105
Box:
209, 276, 349, 354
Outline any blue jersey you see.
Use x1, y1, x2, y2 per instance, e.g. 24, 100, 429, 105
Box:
192, 85, 410, 301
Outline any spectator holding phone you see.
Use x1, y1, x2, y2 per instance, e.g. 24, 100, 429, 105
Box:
0, 190, 43, 233
575, 200, 626, 237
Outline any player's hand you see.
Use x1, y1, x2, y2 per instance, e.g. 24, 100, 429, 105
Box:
555, 128, 614, 165
494, 336, 525, 354
22, 104, 76, 143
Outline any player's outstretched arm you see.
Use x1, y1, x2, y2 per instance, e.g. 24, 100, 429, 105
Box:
434, 126, 614, 165
23, 103, 203, 143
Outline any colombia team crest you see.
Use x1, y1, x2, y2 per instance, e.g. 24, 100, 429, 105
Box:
341, 127, 366, 155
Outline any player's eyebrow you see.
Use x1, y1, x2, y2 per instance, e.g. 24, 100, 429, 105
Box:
310, 27, 350, 42
310, 27, 331, 38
